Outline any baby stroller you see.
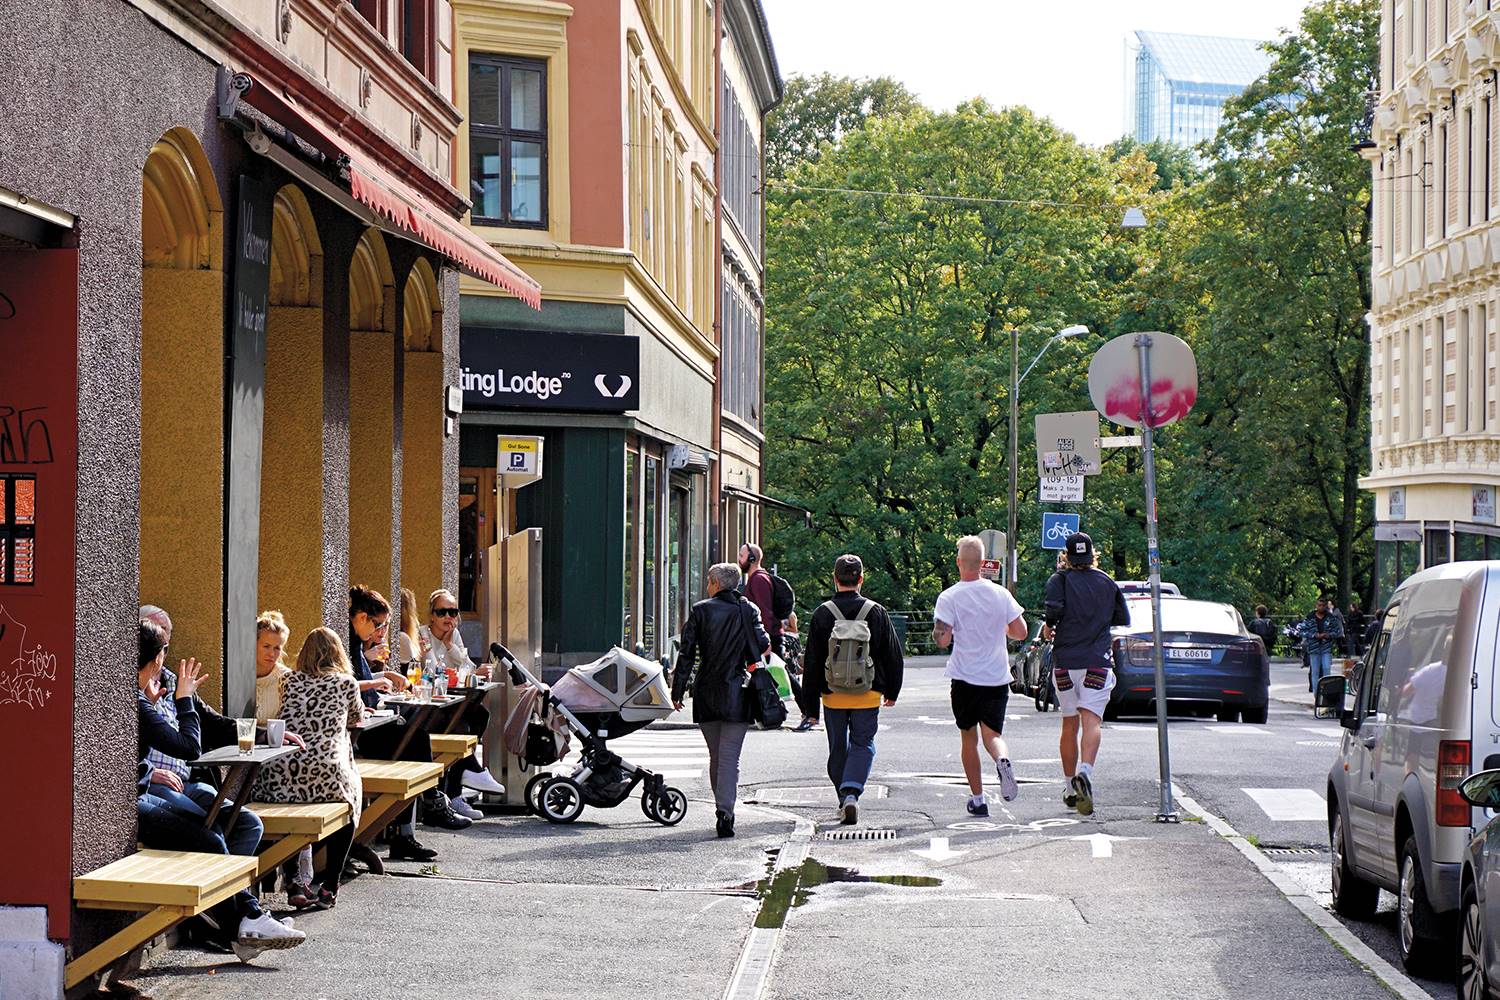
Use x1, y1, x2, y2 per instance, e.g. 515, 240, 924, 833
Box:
491, 642, 687, 826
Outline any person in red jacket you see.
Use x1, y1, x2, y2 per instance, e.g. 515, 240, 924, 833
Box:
739, 542, 782, 655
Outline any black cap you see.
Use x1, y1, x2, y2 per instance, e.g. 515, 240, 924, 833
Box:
1065, 532, 1094, 567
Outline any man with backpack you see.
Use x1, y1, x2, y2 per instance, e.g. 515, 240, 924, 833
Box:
932, 536, 1029, 816
803, 554, 904, 825
740, 543, 791, 655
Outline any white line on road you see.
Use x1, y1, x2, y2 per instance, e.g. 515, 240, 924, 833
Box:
1205, 725, 1271, 735
1301, 727, 1343, 737
1174, 787, 1428, 1000
910, 836, 967, 861
1242, 787, 1328, 822
655, 770, 704, 779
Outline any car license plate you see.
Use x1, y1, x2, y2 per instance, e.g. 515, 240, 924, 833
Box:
1169, 648, 1212, 660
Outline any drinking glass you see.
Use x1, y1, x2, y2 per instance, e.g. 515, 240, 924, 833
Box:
236, 718, 255, 754
416, 684, 432, 703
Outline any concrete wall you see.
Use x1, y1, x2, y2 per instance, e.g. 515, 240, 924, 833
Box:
403, 350, 448, 594
348, 332, 396, 601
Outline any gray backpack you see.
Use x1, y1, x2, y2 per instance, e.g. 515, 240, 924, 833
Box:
823, 599, 876, 694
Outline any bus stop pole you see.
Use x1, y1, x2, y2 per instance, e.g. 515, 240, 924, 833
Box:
1135, 333, 1178, 823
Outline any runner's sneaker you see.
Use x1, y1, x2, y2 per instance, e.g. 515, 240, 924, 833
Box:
1070, 773, 1094, 816
996, 759, 1019, 802
966, 797, 989, 818
1063, 789, 1079, 809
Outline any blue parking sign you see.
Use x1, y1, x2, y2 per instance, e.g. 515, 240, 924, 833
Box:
1042, 512, 1080, 550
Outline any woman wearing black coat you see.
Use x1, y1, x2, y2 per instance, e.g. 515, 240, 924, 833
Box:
671, 562, 770, 838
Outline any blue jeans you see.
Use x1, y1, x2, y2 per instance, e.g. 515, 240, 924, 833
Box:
137, 791, 261, 922
825, 707, 879, 798
1309, 651, 1334, 692
149, 781, 264, 857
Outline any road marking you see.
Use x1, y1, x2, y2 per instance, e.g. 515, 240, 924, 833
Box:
1206, 725, 1271, 735
910, 836, 967, 861
1067, 833, 1143, 858
655, 770, 704, 779
1017, 757, 1061, 764
1302, 727, 1342, 736
1174, 787, 1429, 1000
1242, 788, 1327, 822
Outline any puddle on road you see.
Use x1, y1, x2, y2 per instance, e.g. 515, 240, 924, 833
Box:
753, 857, 941, 929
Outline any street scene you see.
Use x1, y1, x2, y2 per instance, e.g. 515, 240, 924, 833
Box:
5, 0, 1500, 998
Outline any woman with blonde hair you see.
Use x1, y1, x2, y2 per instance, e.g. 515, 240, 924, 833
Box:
253, 627, 364, 909
396, 587, 422, 671
254, 610, 293, 723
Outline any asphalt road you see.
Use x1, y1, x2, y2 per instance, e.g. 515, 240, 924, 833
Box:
126, 657, 1426, 1000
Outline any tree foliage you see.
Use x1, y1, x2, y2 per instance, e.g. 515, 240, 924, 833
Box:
764, 73, 921, 181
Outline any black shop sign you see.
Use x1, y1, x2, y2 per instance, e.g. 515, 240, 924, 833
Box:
460, 327, 640, 413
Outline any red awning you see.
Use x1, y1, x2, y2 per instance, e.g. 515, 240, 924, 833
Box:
251, 88, 541, 309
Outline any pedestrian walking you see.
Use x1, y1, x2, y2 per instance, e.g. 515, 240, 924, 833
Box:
1043, 533, 1130, 817
1248, 605, 1278, 656
802, 554, 904, 825
1300, 595, 1344, 693
1345, 599, 1366, 656
782, 611, 819, 732
671, 562, 770, 839
931, 536, 1029, 816
740, 543, 784, 660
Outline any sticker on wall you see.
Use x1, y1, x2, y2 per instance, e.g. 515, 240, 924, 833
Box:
1475, 486, 1496, 525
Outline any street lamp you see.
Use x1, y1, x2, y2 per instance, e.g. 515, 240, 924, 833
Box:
1007, 323, 1090, 589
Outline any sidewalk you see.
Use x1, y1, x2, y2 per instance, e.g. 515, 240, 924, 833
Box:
1268, 657, 1314, 708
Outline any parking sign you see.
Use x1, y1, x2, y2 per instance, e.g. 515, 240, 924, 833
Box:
1041, 512, 1080, 550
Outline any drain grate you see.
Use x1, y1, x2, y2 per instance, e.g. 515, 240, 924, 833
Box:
819, 828, 897, 842
1262, 847, 1323, 857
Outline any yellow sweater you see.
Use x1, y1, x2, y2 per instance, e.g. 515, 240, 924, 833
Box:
823, 690, 882, 710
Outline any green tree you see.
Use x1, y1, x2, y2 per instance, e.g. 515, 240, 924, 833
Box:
764, 73, 921, 180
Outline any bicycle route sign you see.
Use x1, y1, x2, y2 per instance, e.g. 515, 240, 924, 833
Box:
1041, 512, 1080, 550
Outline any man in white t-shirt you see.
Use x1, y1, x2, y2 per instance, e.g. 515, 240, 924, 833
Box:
931, 536, 1029, 816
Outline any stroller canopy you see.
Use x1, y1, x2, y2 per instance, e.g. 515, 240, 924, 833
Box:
551, 647, 674, 723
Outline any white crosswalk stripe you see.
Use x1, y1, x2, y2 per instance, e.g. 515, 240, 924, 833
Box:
608, 728, 708, 779
1243, 787, 1327, 822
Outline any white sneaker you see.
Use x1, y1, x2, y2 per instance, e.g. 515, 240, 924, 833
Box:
237, 912, 307, 950
449, 795, 483, 820
461, 768, 506, 795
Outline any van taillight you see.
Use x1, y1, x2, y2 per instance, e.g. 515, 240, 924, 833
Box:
1437, 740, 1472, 827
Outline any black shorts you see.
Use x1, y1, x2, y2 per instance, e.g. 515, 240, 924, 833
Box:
951, 679, 1010, 732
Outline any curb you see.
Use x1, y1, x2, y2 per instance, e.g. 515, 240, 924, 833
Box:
1172, 786, 1429, 1000
721, 803, 813, 1000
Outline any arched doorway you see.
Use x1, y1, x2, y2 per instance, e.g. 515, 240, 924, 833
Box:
348, 228, 397, 605
139, 127, 225, 702
259, 184, 325, 652
401, 257, 446, 597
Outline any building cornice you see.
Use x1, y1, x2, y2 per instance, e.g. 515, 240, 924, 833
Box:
723, 0, 782, 112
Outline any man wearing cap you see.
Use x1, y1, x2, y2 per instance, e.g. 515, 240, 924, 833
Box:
1043, 532, 1130, 816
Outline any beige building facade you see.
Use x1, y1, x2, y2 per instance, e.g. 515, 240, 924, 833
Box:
1364, 0, 1500, 602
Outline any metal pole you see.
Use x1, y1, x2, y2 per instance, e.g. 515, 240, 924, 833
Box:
1135, 333, 1178, 823
1008, 328, 1019, 589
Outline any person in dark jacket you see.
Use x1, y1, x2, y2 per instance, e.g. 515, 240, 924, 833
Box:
802, 554, 903, 825
1043, 533, 1130, 816
1248, 606, 1278, 656
672, 562, 770, 839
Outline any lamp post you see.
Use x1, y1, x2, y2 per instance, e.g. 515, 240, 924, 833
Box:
1007, 324, 1090, 588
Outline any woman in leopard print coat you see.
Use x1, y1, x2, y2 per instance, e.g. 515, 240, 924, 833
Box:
253, 627, 364, 898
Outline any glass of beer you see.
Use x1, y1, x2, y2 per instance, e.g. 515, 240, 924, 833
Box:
236, 718, 255, 754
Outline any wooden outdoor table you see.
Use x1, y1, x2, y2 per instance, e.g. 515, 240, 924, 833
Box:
187, 744, 297, 833
378, 693, 467, 756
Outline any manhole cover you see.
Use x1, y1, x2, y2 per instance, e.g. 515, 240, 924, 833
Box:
1296, 740, 1340, 748
1262, 847, 1323, 857
749, 785, 889, 806
819, 828, 897, 841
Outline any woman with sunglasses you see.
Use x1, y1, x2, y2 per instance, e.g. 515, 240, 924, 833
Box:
419, 590, 505, 811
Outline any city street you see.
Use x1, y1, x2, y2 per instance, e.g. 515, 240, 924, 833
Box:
126, 657, 1439, 1000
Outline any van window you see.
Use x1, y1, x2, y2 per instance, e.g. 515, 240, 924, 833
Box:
1388, 580, 1464, 726
1357, 605, 1398, 720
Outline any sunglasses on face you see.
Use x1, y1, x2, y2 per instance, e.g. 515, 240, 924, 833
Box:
369, 618, 388, 632
432, 608, 460, 618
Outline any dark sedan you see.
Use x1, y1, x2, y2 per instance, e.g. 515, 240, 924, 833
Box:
1107, 598, 1270, 723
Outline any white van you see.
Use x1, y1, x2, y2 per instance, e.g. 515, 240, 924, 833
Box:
1316, 561, 1500, 972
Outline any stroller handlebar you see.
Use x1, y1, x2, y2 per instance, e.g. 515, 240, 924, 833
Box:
489, 642, 530, 687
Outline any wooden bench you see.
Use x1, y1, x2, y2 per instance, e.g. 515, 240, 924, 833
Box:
246, 801, 352, 876
65, 849, 257, 989
354, 759, 443, 844
429, 733, 478, 770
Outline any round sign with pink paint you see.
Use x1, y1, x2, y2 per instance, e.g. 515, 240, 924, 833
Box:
1086, 332, 1198, 429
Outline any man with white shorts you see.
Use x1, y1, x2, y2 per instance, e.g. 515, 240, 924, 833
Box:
1043, 532, 1130, 816
931, 536, 1029, 817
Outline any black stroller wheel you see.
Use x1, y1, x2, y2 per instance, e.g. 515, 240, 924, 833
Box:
641, 790, 657, 820
650, 787, 687, 826
524, 773, 551, 815
538, 776, 585, 824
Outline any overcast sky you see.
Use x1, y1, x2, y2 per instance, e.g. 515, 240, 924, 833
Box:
757, 0, 1314, 147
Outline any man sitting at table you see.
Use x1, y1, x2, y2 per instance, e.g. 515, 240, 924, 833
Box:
137, 618, 305, 960
419, 588, 504, 816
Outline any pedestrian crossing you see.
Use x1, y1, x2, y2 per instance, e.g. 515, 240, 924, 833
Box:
1243, 787, 1327, 822
608, 728, 708, 780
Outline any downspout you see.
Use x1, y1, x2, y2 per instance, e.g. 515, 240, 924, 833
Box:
710, 0, 724, 562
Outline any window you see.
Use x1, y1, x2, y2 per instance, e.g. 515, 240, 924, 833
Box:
399, 0, 434, 79
721, 278, 762, 429
623, 448, 637, 649
0, 474, 36, 586
469, 55, 547, 227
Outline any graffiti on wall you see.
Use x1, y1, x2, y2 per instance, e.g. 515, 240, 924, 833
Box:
0, 605, 56, 708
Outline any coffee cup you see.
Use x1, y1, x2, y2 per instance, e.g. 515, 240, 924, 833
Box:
266, 719, 286, 748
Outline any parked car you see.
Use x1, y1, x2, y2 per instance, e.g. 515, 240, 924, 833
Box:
1314, 561, 1500, 973
1106, 598, 1269, 723
1117, 581, 1183, 597
1457, 769, 1500, 998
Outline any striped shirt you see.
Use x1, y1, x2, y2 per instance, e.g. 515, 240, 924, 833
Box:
140, 668, 192, 780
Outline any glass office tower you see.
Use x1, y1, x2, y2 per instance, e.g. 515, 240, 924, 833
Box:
1126, 31, 1272, 148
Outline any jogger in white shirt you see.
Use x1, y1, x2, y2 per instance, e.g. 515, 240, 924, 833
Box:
931, 536, 1029, 816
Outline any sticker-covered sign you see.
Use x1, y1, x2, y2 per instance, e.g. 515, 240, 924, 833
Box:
1475, 486, 1496, 524
1039, 474, 1084, 503
1035, 411, 1101, 476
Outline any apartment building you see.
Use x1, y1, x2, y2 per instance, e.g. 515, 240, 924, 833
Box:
1363, 0, 1500, 603
454, 0, 780, 670
0, 0, 539, 981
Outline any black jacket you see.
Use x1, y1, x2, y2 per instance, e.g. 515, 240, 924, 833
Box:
802, 590, 904, 714
1044, 568, 1131, 671
672, 589, 770, 723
